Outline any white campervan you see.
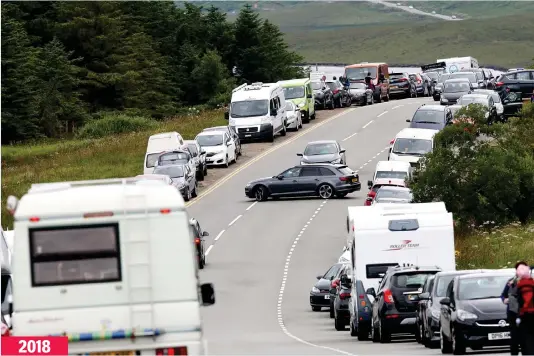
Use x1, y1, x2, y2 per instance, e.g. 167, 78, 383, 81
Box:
229, 82, 286, 142
437, 56, 479, 73
388, 128, 439, 168
368, 160, 412, 189
7, 178, 215, 355
144, 132, 184, 174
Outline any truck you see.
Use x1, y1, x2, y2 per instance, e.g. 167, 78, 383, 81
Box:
436, 56, 479, 74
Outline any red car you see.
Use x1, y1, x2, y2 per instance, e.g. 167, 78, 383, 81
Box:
364, 178, 406, 206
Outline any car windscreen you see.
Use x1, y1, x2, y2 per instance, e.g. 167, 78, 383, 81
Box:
389, 73, 406, 80
345, 66, 377, 81
458, 275, 511, 300
393, 272, 435, 288
366, 263, 398, 279
231, 99, 269, 118
412, 110, 444, 124
304, 143, 338, 155
283, 86, 305, 100
434, 275, 458, 297
285, 101, 295, 111
153, 165, 185, 178
337, 167, 354, 176
311, 81, 322, 90
326, 82, 337, 91
187, 144, 198, 156
444, 81, 471, 93
448, 73, 477, 83
437, 74, 450, 83
375, 170, 408, 179
196, 134, 224, 146
145, 152, 161, 168
375, 189, 412, 201
392, 138, 433, 155
158, 152, 189, 165
349, 82, 366, 89
458, 97, 489, 107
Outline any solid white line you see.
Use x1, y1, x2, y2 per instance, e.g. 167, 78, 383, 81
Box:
377, 111, 388, 118
246, 201, 257, 211
342, 132, 358, 142
228, 215, 242, 226
215, 230, 225, 241
392, 105, 403, 109
362, 120, 374, 129
205, 245, 214, 256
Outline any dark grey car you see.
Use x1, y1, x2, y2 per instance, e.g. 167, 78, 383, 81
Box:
298, 140, 346, 165
153, 163, 197, 201
348, 82, 373, 105
244, 164, 361, 201
440, 79, 472, 105
406, 105, 453, 130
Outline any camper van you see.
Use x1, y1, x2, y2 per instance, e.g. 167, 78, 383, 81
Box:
143, 132, 184, 175
228, 82, 287, 142
278, 79, 316, 122
388, 128, 439, 168
346, 203, 454, 339
7, 178, 215, 355
437, 57, 479, 74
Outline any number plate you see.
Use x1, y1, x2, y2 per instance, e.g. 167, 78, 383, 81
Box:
390, 85, 398, 89
488, 332, 510, 340
324, 295, 330, 299
352, 178, 358, 183
245, 134, 252, 137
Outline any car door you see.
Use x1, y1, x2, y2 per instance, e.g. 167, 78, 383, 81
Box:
420, 277, 434, 330
440, 281, 454, 339
306, 82, 315, 115
270, 167, 302, 194
229, 126, 241, 152
184, 165, 195, 191
224, 133, 235, 161
298, 166, 322, 193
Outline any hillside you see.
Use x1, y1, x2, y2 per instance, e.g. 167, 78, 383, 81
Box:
406, 1, 534, 19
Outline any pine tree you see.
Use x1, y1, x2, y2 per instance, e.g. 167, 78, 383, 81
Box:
233, 4, 265, 83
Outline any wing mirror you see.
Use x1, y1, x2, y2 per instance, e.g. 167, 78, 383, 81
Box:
202, 231, 209, 237
340, 275, 351, 287
277, 175, 284, 180
200, 150, 206, 155
367, 180, 373, 188
307, 94, 312, 99
201, 283, 215, 306
366, 287, 376, 298
296, 153, 303, 157
6, 195, 18, 215
316, 275, 323, 280
406, 119, 411, 122
339, 149, 346, 154
440, 297, 451, 306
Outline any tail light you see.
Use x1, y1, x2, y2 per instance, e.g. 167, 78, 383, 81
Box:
383, 289, 394, 304
399, 78, 408, 82
339, 291, 351, 300
339, 176, 351, 182
368, 191, 376, 198
195, 238, 201, 244
495, 82, 504, 87
1, 323, 10, 337
333, 89, 340, 94
331, 279, 339, 288
156, 347, 188, 355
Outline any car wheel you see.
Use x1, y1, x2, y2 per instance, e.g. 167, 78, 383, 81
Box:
329, 97, 335, 110
350, 320, 358, 337
415, 318, 422, 343
358, 326, 369, 341
203, 164, 208, 176
452, 327, 466, 355
254, 185, 269, 202
310, 112, 316, 120
280, 122, 287, 136
191, 186, 198, 198
197, 169, 205, 182
440, 326, 453, 353
311, 306, 321, 312
329, 305, 335, 318
234, 151, 238, 162
317, 183, 334, 199
379, 318, 391, 343
184, 188, 190, 202
334, 316, 345, 331
268, 128, 275, 143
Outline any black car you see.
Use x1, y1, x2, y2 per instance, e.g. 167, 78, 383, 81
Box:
406, 104, 453, 130
439, 272, 513, 354
495, 69, 534, 117
457, 94, 499, 123
332, 266, 352, 331
446, 72, 478, 89
203, 125, 242, 157
440, 79, 472, 106
326, 80, 351, 108
389, 72, 417, 98
189, 218, 209, 269
154, 163, 197, 201
329, 263, 351, 318
310, 263, 345, 311
348, 82, 373, 105
416, 269, 488, 348
368, 265, 441, 343
244, 164, 361, 201
312, 80, 334, 110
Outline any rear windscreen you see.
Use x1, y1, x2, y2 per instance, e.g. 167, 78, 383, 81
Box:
393, 272, 436, 288
145, 153, 161, 168
366, 263, 398, 278
30, 224, 121, 287
338, 167, 354, 176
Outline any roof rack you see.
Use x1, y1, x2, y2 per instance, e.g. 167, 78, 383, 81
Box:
232, 83, 247, 93
28, 178, 145, 194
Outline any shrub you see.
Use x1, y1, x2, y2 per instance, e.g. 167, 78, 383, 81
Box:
77, 114, 157, 139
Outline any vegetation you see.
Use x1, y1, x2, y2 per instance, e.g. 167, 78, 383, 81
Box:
1, 2, 304, 144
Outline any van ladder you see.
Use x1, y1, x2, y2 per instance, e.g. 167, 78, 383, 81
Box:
123, 188, 155, 334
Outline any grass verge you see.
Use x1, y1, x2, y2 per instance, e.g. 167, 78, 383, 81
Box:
456, 223, 534, 269
1, 110, 227, 229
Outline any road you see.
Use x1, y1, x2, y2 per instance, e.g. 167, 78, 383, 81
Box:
188, 97, 508, 355
366, 0, 463, 21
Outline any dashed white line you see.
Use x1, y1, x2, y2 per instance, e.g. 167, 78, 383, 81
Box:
392, 105, 404, 109
377, 111, 388, 118
246, 201, 257, 211
342, 132, 358, 142
228, 214, 242, 226
362, 120, 374, 129
215, 230, 225, 241
205, 245, 214, 256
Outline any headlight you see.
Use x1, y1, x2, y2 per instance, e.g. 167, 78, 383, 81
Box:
457, 309, 478, 322
311, 286, 320, 293
431, 308, 441, 320
441, 97, 448, 102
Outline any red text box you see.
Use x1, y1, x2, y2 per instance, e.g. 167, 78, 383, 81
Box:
1, 336, 68, 355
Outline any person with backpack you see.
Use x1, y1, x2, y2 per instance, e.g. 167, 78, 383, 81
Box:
516, 264, 534, 355
502, 261, 528, 355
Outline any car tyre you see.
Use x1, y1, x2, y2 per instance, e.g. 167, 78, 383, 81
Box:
191, 186, 198, 198
349, 321, 358, 337
254, 185, 269, 202
452, 327, 466, 355
317, 183, 334, 199
268, 128, 275, 143
371, 319, 380, 343
379, 318, 391, 343
197, 169, 205, 182
415, 318, 422, 343
203, 164, 208, 176
334, 313, 345, 331
184, 188, 191, 202
358, 326, 369, 341
384, 91, 390, 102
280, 122, 287, 136
329, 305, 335, 318
310, 111, 316, 120
440, 326, 453, 354
311, 306, 321, 312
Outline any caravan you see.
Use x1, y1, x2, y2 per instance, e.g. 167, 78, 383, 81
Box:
346, 203, 454, 340
7, 178, 215, 355
228, 82, 287, 142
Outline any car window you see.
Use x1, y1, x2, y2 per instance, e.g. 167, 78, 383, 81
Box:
337, 167, 354, 176
324, 264, 342, 280
390, 73, 406, 80
285, 101, 295, 111
393, 272, 435, 288
319, 167, 335, 176
280, 167, 301, 178
326, 82, 337, 91
153, 165, 185, 178
300, 167, 321, 177
435, 275, 457, 297
516, 71, 532, 80
375, 170, 407, 179
304, 143, 338, 155
283, 86, 305, 100
392, 138, 433, 155
187, 144, 198, 157
311, 81, 322, 90
375, 189, 412, 201
458, 275, 510, 300
412, 110, 444, 124
444, 81, 470, 93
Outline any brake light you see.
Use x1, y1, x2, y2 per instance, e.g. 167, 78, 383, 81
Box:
84, 211, 113, 218
29, 216, 40, 222
495, 81, 504, 87
333, 89, 340, 94
339, 291, 351, 300
156, 347, 188, 355
331, 279, 339, 288
384, 289, 394, 304
339, 176, 349, 182
195, 238, 201, 244
368, 191, 376, 198
160, 208, 171, 214
359, 294, 365, 299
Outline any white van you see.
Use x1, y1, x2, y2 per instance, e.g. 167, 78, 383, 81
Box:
6, 178, 215, 355
144, 132, 184, 174
368, 160, 412, 188
388, 128, 439, 167
228, 82, 286, 142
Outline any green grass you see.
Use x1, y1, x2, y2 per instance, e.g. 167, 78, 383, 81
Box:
285, 13, 534, 68
1, 110, 227, 229
456, 223, 534, 269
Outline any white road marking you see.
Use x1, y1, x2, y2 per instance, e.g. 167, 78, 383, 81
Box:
392, 105, 404, 109
362, 120, 374, 128
228, 214, 242, 226
215, 230, 225, 241
342, 132, 358, 142
205, 245, 214, 256
246, 201, 257, 211
377, 111, 388, 118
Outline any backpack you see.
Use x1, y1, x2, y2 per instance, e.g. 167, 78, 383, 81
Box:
517, 278, 534, 316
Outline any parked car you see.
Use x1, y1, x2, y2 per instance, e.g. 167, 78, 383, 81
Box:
364, 178, 406, 206
433, 74, 451, 101
371, 186, 413, 205
284, 101, 303, 131
189, 218, 209, 269
389, 72, 417, 98
409, 73, 429, 96
440, 79, 472, 105
202, 125, 242, 157
195, 130, 237, 168
456, 93, 499, 123
458, 68, 489, 89
328, 263, 351, 318
332, 266, 352, 331
473, 89, 504, 120
494, 69, 534, 117
447, 72, 478, 88
348, 82, 373, 105
312, 80, 335, 110
326, 80, 352, 108
153, 163, 197, 201
420, 73, 436, 97
184, 140, 207, 180
310, 263, 346, 311
135, 174, 173, 186
297, 140, 346, 165
155, 149, 196, 175
406, 104, 453, 130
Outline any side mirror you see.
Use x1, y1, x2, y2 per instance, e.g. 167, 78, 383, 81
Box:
340, 275, 351, 287
366, 287, 376, 298
316, 275, 323, 280
440, 297, 451, 306
6, 195, 18, 215
367, 180, 373, 188
406, 119, 411, 122
307, 94, 312, 99
200, 283, 215, 306
296, 153, 303, 157
339, 149, 346, 154
322, 86, 327, 90
224, 112, 229, 120
277, 175, 284, 180
419, 292, 430, 300
202, 231, 209, 237
200, 150, 206, 155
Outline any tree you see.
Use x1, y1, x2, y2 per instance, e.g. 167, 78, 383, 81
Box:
191, 50, 235, 105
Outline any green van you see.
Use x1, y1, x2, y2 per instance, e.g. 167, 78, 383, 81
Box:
278, 78, 316, 123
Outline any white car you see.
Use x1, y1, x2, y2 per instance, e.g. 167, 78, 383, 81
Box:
409, 5, 413, 9
284, 101, 303, 131
473, 89, 504, 118
195, 130, 237, 168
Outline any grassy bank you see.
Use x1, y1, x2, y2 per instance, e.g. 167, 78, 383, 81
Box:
456, 223, 534, 269
1, 110, 227, 229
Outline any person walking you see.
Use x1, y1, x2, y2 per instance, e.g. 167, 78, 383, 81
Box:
516, 264, 534, 355
502, 261, 528, 355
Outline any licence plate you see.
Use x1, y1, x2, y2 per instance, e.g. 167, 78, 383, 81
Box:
245, 134, 252, 137
352, 178, 358, 182
488, 332, 510, 340
390, 85, 398, 89
324, 295, 330, 299
90, 351, 136, 356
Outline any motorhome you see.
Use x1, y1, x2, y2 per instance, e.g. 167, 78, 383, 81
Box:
143, 132, 184, 175
368, 161, 412, 188
228, 82, 287, 142
278, 78, 316, 122
388, 128, 439, 168
436, 57, 479, 74
7, 178, 215, 355
346, 203, 454, 339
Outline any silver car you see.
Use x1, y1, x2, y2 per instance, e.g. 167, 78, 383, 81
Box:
284, 101, 303, 131
153, 163, 197, 201
372, 186, 413, 205
297, 140, 346, 165
184, 140, 207, 180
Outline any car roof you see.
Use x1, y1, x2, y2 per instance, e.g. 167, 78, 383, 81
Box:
461, 94, 490, 99
154, 162, 186, 169
377, 186, 411, 192
203, 126, 228, 131
417, 105, 446, 112
183, 140, 198, 145
435, 269, 487, 277
458, 270, 514, 280
197, 130, 226, 136
297, 163, 347, 169
389, 266, 441, 275
444, 78, 471, 82
395, 128, 439, 140
345, 62, 386, 68
306, 140, 337, 145
376, 160, 411, 169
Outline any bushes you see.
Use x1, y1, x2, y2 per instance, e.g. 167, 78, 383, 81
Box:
77, 114, 157, 139
410, 103, 534, 228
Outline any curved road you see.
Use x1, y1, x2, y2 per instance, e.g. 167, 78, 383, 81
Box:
366, 0, 463, 21
189, 97, 507, 355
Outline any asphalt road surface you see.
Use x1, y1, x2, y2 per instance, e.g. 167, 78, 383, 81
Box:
366, 0, 463, 21
188, 97, 508, 355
